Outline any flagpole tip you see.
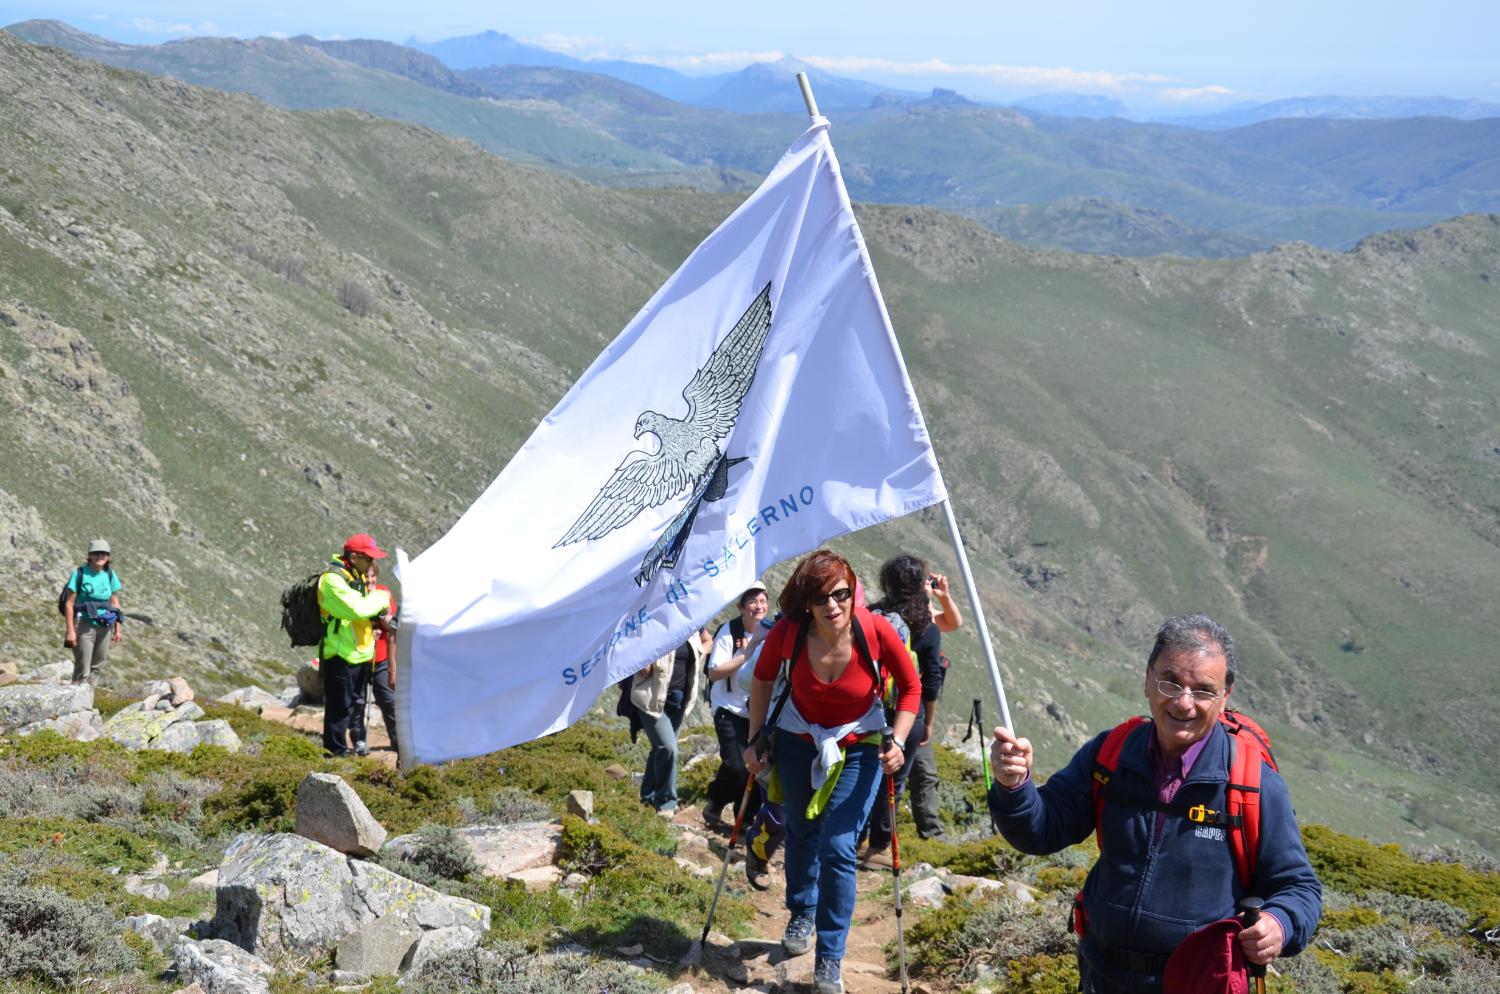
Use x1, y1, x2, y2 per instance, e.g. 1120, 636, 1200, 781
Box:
796, 72, 820, 120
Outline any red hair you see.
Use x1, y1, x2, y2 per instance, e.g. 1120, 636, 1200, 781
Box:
779, 549, 858, 617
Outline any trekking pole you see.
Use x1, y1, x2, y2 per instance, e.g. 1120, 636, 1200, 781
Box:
963, 698, 994, 790
698, 768, 759, 949
1238, 896, 1268, 994
882, 727, 910, 994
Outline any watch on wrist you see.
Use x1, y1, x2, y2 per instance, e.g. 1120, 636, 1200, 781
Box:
893, 737, 906, 752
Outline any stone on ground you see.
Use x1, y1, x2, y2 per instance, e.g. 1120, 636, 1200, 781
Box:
14, 707, 103, 741
0, 682, 92, 732
217, 686, 284, 712
172, 936, 274, 994
168, 675, 195, 704
213, 833, 489, 959
382, 821, 558, 880
566, 789, 594, 821
295, 772, 387, 856
401, 925, 481, 975
125, 912, 180, 953
335, 917, 418, 977
296, 660, 323, 704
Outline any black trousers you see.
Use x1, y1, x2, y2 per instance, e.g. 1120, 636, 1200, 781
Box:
359, 659, 398, 751
321, 655, 361, 756
707, 707, 763, 821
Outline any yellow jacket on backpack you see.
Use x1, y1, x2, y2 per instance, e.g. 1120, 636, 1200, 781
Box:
317, 558, 391, 664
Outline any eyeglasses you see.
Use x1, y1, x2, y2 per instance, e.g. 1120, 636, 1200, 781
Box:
810, 587, 854, 606
1153, 680, 1224, 704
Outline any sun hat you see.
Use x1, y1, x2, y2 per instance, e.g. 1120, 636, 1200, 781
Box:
87, 539, 111, 554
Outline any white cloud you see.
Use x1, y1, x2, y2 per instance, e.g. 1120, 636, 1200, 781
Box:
131, 17, 222, 37
1157, 84, 1236, 103
799, 54, 1171, 92
645, 50, 788, 72
529, 32, 608, 55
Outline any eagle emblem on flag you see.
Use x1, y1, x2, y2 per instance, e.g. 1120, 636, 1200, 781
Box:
555, 282, 774, 584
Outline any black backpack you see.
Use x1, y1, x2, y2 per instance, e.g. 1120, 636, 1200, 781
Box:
58, 565, 117, 617
702, 616, 748, 702
279, 570, 330, 648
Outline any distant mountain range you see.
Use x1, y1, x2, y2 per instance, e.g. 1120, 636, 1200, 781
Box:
9, 19, 1500, 260
1166, 95, 1500, 129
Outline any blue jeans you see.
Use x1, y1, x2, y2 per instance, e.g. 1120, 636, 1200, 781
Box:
639, 704, 684, 810
775, 729, 883, 961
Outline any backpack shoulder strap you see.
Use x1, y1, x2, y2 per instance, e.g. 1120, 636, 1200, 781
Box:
1091, 715, 1150, 852
759, 616, 811, 749
729, 616, 746, 642
1220, 710, 1273, 888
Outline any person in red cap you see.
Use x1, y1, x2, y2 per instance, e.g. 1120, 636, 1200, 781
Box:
987, 614, 1322, 993
317, 533, 393, 757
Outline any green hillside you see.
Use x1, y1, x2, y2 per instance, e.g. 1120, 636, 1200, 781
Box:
2, 34, 1498, 859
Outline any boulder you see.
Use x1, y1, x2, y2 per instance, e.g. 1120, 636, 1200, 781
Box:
125, 912, 180, 953
295, 773, 387, 856
172, 936, 274, 994
382, 821, 559, 880
14, 708, 103, 741
174, 701, 207, 721
335, 917, 418, 977
217, 686, 284, 712
0, 682, 92, 732
0, 671, 16, 688
347, 859, 490, 932
125, 875, 170, 901
212, 833, 489, 959
603, 764, 630, 780
188, 868, 219, 892
296, 660, 323, 704
195, 720, 242, 752
905, 874, 949, 908
168, 676, 196, 705
278, 686, 300, 707
140, 679, 173, 699
0, 660, 18, 679
400, 925, 480, 975
507, 865, 563, 891
102, 703, 185, 749
24, 661, 74, 684
566, 789, 594, 822
155, 721, 206, 753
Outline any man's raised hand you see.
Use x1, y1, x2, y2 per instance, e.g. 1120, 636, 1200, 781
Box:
990, 726, 1032, 788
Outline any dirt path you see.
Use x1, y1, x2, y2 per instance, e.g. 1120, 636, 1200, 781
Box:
668, 803, 942, 994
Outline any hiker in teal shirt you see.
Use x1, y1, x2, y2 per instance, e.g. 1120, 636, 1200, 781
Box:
63, 538, 124, 685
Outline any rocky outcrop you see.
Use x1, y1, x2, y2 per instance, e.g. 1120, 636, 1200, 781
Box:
295, 661, 323, 705
101, 701, 241, 753
382, 821, 560, 881
124, 912, 181, 954
172, 937, 274, 994
401, 925, 481, 974
217, 686, 285, 712
294, 772, 387, 856
0, 681, 93, 732
212, 833, 489, 960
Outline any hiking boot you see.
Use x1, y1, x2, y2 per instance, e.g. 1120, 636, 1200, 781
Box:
859, 845, 892, 869
353, 741, 370, 757
813, 956, 844, 993
745, 846, 771, 890
780, 912, 815, 956
702, 804, 726, 832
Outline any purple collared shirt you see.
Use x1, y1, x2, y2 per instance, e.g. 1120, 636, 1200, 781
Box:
1148, 732, 1210, 843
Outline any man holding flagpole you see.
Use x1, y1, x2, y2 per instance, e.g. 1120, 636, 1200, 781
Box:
394, 107, 949, 769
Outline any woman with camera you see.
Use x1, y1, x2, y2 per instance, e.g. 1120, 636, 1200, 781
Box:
743, 550, 920, 994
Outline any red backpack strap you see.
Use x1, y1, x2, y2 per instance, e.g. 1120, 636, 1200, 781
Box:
1090, 715, 1150, 851
1220, 710, 1275, 889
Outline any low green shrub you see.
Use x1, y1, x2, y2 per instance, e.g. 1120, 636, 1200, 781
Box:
0, 874, 134, 986
1303, 824, 1500, 926
409, 824, 481, 881
1003, 952, 1080, 994
482, 787, 555, 825
901, 833, 1025, 878
401, 942, 662, 994
560, 815, 750, 957
900, 887, 1071, 980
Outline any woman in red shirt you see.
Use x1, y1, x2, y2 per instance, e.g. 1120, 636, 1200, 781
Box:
743, 550, 919, 994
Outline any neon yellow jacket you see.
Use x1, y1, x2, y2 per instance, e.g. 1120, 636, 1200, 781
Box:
317, 557, 391, 664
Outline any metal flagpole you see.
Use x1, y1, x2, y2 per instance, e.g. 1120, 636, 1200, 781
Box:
794, 71, 1015, 733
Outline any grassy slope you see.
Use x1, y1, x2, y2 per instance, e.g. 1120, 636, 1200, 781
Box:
1, 34, 1497, 854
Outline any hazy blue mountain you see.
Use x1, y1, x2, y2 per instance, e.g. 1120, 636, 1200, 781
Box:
408, 28, 720, 102
685, 56, 923, 113
290, 35, 489, 99
1166, 94, 1500, 129
1014, 92, 1131, 118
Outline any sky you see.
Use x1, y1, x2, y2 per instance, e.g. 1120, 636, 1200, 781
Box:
5, 1, 1499, 113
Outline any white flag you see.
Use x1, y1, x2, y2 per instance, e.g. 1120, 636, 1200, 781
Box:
394, 118, 945, 765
